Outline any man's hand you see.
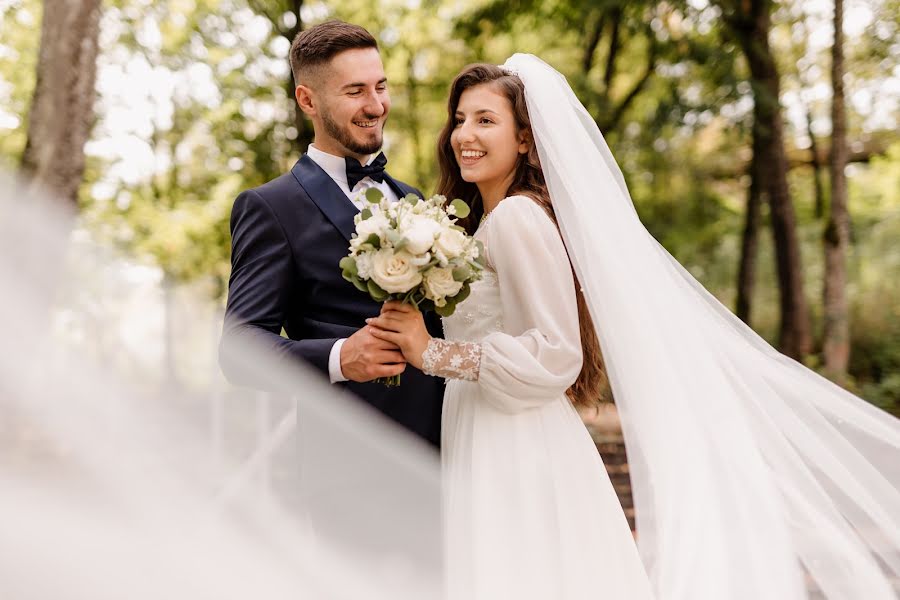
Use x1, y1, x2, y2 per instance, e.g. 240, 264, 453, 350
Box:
340, 325, 407, 382
366, 301, 431, 371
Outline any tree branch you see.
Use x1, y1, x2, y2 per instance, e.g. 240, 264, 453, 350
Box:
604, 8, 622, 91
601, 38, 657, 131
703, 138, 888, 179
582, 10, 606, 76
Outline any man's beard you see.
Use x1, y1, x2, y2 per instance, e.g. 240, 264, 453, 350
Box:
321, 108, 384, 156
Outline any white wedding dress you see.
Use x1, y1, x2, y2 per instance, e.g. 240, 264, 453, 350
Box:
421, 195, 654, 600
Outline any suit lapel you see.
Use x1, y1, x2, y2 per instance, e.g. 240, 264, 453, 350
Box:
291, 155, 423, 242
291, 154, 359, 242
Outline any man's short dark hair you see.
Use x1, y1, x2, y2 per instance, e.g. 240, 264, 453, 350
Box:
290, 20, 378, 86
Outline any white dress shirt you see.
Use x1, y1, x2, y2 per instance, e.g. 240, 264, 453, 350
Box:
305, 144, 399, 383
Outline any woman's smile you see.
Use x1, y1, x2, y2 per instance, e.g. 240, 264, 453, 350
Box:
459, 149, 487, 165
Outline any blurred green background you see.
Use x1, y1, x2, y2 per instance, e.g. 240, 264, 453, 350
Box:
1, 0, 897, 411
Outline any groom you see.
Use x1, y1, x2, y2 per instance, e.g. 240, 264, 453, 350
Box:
219, 20, 443, 448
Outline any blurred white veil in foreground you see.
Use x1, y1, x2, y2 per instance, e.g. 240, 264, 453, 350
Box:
0, 174, 442, 599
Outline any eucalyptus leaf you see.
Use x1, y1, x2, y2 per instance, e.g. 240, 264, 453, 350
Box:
435, 301, 455, 317
453, 282, 472, 305
367, 278, 389, 301
365, 188, 384, 204
360, 207, 373, 221
365, 233, 381, 249
452, 265, 472, 282
339, 256, 358, 277
351, 276, 368, 292
450, 199, 470, 218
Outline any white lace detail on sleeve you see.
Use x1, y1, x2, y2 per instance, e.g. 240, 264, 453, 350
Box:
421, 338, 482, 381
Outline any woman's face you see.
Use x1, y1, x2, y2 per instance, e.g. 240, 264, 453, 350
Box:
450, 84, 528, 191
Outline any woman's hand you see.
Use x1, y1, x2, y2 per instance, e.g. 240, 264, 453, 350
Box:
366, 301, 431, 371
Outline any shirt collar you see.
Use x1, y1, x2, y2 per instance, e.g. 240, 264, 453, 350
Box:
306, 144, 377, 186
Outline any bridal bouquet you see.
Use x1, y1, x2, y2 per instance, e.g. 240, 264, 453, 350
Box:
340, 189, 485, 385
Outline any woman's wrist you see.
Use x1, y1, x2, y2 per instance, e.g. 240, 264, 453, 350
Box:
408, 334, 432, 371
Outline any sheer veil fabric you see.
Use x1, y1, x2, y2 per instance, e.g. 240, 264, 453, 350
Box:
503, 53, 900, 600
0, 175, 443, 599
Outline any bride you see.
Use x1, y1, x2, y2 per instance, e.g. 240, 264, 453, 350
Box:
370, 62, 654, 599
366, 54, 900, 599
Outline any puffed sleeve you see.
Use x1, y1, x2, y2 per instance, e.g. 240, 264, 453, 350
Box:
421, 195, 583, 412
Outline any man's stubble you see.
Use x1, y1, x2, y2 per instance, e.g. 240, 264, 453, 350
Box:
320, 105, 385, 157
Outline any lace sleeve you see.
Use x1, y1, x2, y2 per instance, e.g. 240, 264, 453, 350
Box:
421, 338, 482, 381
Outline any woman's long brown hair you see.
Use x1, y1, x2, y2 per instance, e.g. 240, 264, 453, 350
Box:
436, 64, 609, 408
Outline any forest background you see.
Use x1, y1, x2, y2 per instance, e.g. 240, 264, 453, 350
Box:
1, 0, 897, 412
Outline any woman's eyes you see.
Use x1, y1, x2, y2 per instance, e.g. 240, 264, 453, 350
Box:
454, 117, 494, 126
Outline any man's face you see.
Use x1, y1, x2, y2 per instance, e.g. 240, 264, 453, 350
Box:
307, 47, 390, 160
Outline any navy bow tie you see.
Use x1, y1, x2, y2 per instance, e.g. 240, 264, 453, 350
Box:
345, 152, 387, 189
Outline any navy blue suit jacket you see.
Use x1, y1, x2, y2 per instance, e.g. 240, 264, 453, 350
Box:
220, 155, 444, 447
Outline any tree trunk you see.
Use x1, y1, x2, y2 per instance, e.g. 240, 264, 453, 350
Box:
823, 0, 850, 381
20, 0, 102, 205
736, 134, 763, 324
806, 110, 827, 219
733, 0, 813, 359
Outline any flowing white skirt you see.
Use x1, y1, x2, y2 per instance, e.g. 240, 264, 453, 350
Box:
441, 379, 655, 600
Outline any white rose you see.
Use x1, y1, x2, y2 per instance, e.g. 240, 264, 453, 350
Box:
401, 216, 441, 255
352, 213, 390, 250
370, 249, 423, 293
422, 267, 463, 306
433, 227, 468, 259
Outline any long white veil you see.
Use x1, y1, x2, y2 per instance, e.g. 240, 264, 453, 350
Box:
504, 53, 900, 600
0, 175, 443, 599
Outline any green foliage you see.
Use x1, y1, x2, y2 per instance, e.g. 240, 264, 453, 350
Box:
366, 278, 390, 301
365, 187, 384, 203
0, 0, 42, 168
74, 0, 301, 294
845, 143, 900, 412
861, 374, 900, 417
450, 198, 470, 218
1, 0, 897, 407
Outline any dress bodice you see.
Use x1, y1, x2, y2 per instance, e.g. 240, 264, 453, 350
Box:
442, 221, 505, 342
443, 270, 503, 342
420, 195, 583, 408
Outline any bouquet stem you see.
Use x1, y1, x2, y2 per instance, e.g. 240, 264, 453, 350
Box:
375, 374, 402, 387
